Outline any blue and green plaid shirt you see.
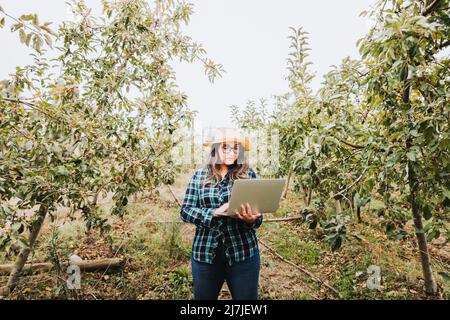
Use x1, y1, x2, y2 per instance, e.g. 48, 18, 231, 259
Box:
180, 167, 263, 266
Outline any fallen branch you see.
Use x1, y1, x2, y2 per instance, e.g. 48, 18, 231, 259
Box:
146, 220, 184, 224
74, 257, 125, 272
258, 238, 341, 298
0, 262, 51, 274
166, 185, 182, 206
264, 216, 302, 222
349, 233, 369, 244
0, 258, 125, 275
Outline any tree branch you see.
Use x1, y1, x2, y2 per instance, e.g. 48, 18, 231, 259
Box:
0, 11, 47, 36
421, 0, 441, 16
328, 166, 369, 201
334, 136, 365, 149
259, 238, 340, 297
1, 97, 56, 120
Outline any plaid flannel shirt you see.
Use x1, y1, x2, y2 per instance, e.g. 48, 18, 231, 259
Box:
180, 167, 263, 265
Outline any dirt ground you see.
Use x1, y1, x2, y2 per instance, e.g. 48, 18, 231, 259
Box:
1, 177, 448, 300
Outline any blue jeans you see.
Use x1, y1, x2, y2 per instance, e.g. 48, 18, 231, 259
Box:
191, 240, 260, 300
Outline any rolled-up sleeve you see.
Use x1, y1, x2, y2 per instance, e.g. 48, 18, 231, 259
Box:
180, 170, 214, 228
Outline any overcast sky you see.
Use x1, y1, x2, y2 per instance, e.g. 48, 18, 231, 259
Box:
0, 0, 376, 128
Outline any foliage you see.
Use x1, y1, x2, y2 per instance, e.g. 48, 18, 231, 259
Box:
230, 1, 449, 294
0, 0, 223, 260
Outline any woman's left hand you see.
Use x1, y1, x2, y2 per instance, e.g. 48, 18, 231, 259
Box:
234, 203, 261, 223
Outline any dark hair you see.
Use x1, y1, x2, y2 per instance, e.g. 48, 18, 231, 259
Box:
203, 142, 250, 186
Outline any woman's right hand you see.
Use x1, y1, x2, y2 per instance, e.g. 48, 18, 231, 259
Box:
213, 203, 229, 217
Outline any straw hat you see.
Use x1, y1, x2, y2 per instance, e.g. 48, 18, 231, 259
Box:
202, 127, 251, 151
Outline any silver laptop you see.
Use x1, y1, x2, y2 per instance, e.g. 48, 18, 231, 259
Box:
217, 178, 286, 216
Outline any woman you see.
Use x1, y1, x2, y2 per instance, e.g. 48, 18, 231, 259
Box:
180, 128, 263, 300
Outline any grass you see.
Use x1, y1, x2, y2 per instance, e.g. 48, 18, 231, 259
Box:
293, 292, 313, 300
1, 176, 448, 300
260, 223, 323, 267
259, 191, 449, 300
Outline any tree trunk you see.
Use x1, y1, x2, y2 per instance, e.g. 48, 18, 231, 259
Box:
0, 257, 125, 275
92, 192, 99, 206
401, 37, 437, 294
306, 188, 312, 206
335, 199, 342, 214
331, 190, 342, 214
347, 198, 355, 216
407, 158, 437, 295
7, 204, 48, 293
356, 206, 362, 223
167, 184, 182, 206
299, 181, 308, 205
283, 163, 293, 199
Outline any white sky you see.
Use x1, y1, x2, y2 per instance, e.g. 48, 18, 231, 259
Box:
0, 0, 376, 128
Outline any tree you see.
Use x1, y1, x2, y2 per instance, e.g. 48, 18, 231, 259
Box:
0, 0, 223, 294
231, 1, 449, 295
358, 0, 450, 295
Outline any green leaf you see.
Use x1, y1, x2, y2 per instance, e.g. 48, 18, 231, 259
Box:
44, 33, 52, 47
25, 32, 33, 46
331, 236, 343, 252
406, 150, 416, 161
353, 192, 360, 207
19, 29, 26, 44
427, 229, 440, 242
57, 166, 69, 176
443, 189, 450, 200
20, 14, 35, 22
18, 237, 30, 249
24, 140, 33, 150
422, 204, 432, 220
11, 22, 23, 32
12, 222, 24, 233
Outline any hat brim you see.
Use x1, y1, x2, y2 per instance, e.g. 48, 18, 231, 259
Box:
203, 137, 251, 151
